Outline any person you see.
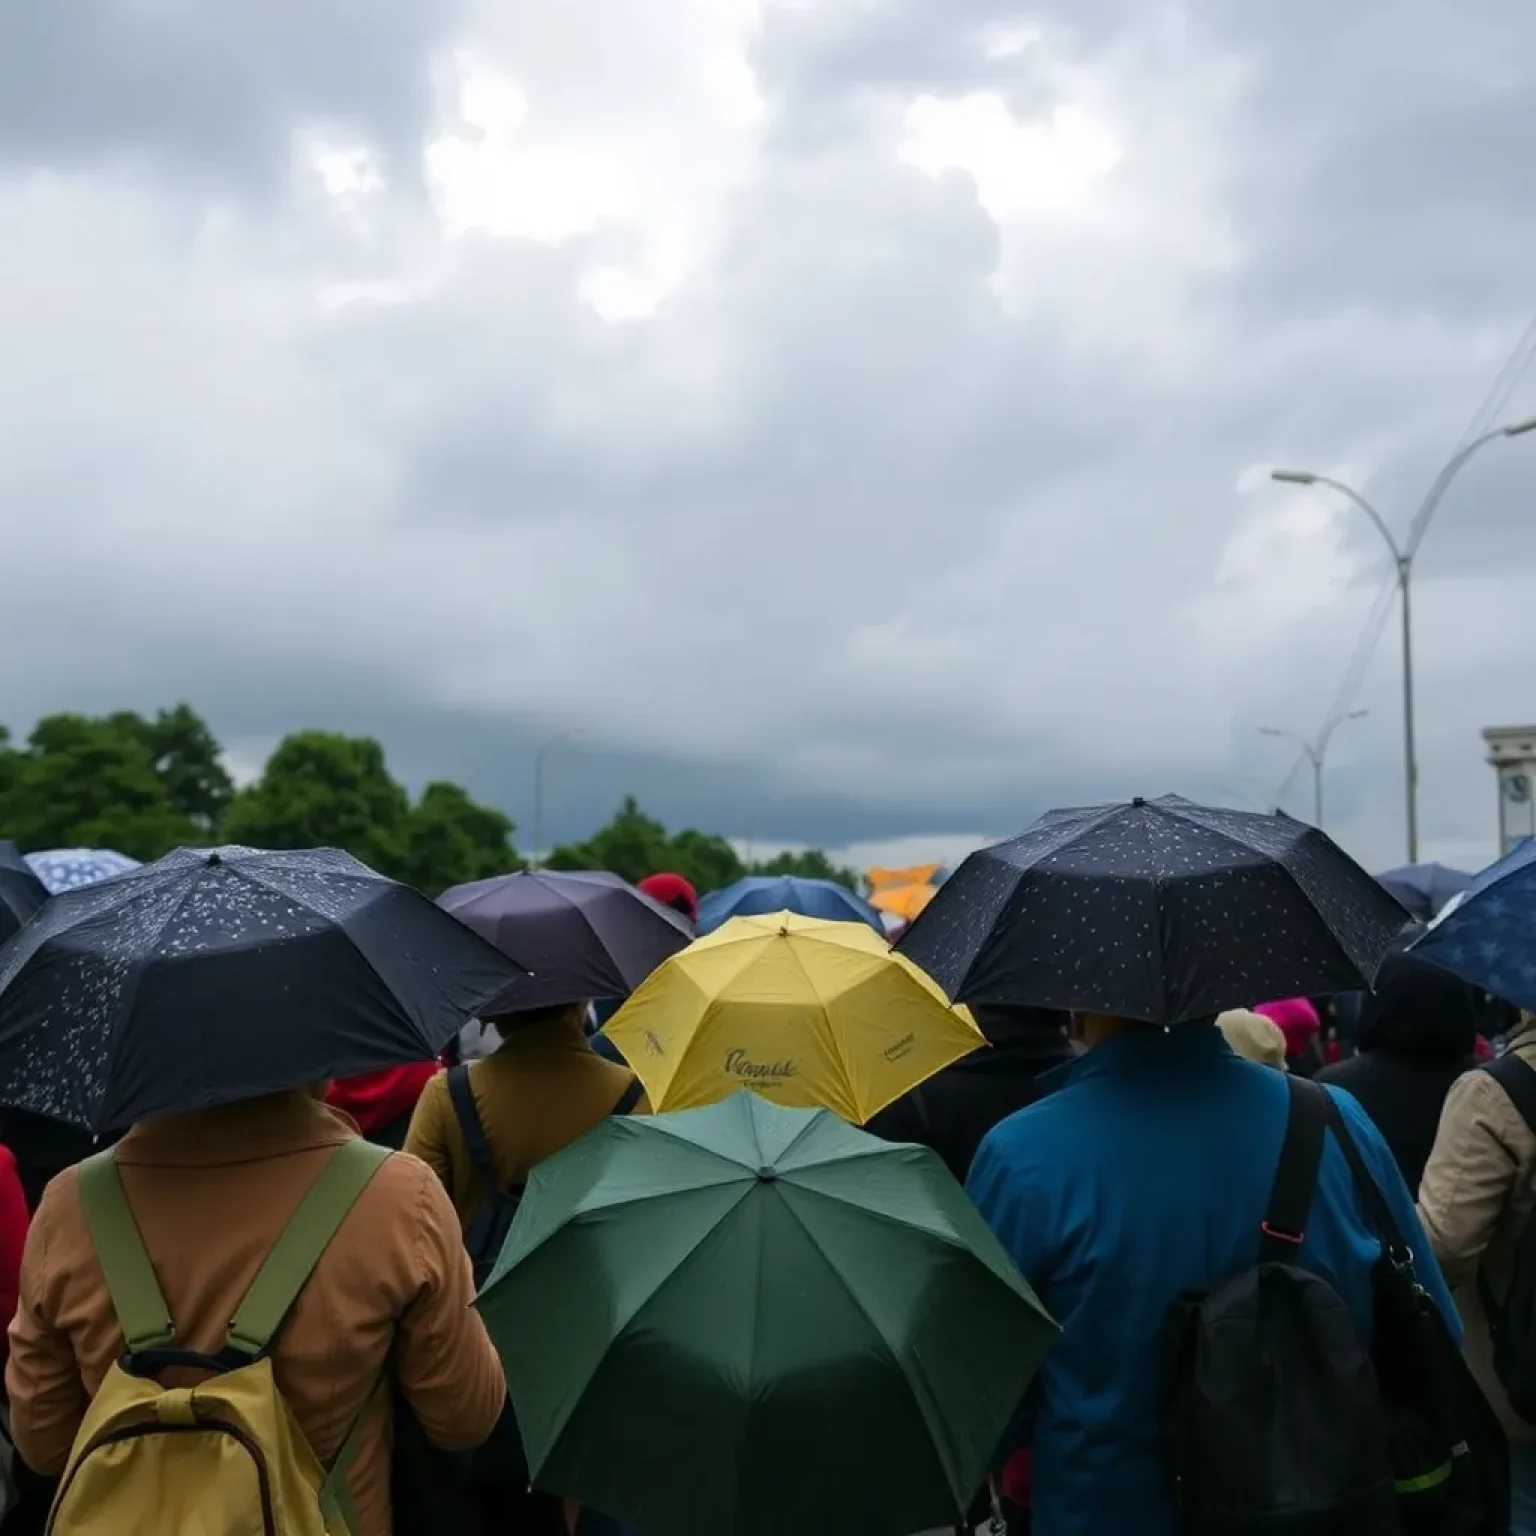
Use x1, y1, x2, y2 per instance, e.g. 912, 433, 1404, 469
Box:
5, 1086, 507, 1536
636, 871, 698, 926
405, 1000, 649, 1221
326, 1060, 441, 1150
1317, 949, 1480, 1193
1215, 1008, 1288, 1070
967, 1013, 1458, 1536
0, 1144, 28, 1365
867, 1005, 1072, 1182
1254, 996, 1325, 1076
0, 1109, 114, 1215
1418, 1009, 1536, 1530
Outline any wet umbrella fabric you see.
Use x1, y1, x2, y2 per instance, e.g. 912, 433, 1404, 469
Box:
897, 795, 1408, 1023
1410, 840, 1536, 1013
477, 1091, 1057, 1536
0, 845, 527, 1133
438, 869, 693, 1014
696, 875, 884, 935
0, 843, 47, 946
24, 848, 140, 894
1377, 862, 1472, 922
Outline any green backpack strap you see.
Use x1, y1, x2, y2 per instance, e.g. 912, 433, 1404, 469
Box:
226, 1138, 391, 1357
77, 1150, 176, 1353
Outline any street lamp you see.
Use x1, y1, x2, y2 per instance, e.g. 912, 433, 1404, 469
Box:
531, 730, 582, 869
1271, 414, 1536, 861
1259, 709, 1369, 829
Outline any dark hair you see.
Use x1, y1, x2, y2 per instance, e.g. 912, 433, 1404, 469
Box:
483, 1000, 589, 1031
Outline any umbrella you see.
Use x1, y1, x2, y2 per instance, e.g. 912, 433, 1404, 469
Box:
1377, 862, 1472, 922
897, 794, 1408, 1023
0, 844, 527, 1133
0, 843, 47, 946
439, 868, 693, 1014
478, 1091, 1057, 1536
870, 881, 937, 924
602, 911, 984, 1121
1409, 840, 1536, 1012
696, 876, 883, 936
24, 848, 140, 894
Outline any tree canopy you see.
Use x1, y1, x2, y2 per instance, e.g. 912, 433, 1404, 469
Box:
0, 705, 858, 897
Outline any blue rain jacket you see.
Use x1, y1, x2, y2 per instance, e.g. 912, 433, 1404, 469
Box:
967, 1024, 1460, 1536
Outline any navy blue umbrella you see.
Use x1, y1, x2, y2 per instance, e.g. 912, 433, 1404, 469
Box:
897, 795, 1408, 1023
1377, 862, 1472, 922
696, 876, 884, 936
0, 842, 47, 946
1410, 841, 1536, 1011
0, 845, 527, 1132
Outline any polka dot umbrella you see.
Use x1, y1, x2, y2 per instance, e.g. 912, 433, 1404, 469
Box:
24, 848, 141, 894
896, 794, 1409, 1024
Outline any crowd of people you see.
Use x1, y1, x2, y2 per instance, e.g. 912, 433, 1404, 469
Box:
0, 807, 1530, 1536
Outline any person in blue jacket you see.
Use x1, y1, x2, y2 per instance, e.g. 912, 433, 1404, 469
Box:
966, 1011, 1461, 1536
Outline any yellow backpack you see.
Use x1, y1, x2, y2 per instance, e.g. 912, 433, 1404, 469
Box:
49, 1138, 391, 1536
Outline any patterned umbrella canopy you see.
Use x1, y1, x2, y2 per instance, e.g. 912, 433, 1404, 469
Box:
24, 848, 141, 894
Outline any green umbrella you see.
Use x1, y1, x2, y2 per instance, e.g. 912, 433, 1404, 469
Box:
477, 1090, 1057, 1536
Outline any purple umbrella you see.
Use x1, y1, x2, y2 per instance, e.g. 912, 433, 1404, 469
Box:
439, 869, 694, 1015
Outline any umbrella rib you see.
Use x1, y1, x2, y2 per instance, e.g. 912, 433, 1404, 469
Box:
771, 1182, 968, 1511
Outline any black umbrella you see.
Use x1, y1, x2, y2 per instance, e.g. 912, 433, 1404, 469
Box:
0, 842, 47, 946
0, 845, 528, 1133
439, 868, 693, 1015
897, 795, 1408, 1023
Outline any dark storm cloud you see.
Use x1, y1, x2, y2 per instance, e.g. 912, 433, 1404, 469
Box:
0, 0, 464, 190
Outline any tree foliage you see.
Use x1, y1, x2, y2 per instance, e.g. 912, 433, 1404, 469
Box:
0, 705, 853, 899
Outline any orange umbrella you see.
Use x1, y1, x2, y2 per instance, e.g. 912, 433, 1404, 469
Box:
867, 864, 943, 893
870, 882, 937, 922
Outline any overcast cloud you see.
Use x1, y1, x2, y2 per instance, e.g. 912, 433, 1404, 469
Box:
2, 0, 1534, 872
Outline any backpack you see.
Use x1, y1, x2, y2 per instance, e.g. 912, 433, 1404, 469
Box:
49, 1138, 391, 1536
1478, 1051, 1536, 1421
447, 1065, 643, 1289
1161, 1076, 1508, 1536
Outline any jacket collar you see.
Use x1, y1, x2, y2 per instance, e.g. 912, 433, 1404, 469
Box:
1037, 1022, 1233, 1095
115, 1091, 359, 1167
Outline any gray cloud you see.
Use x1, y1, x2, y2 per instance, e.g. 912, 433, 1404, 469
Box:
1, 0, 1534, 875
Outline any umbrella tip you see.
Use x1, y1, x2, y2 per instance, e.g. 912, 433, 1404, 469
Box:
205, 851, 222, 867
1132, 796, 1147, 807
757, 1165, 778, 1182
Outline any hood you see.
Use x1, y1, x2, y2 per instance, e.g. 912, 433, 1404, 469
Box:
1254, 997, 1321, 1054
638, 872, 699, 924
325, 1063, 439, 1136
1356, 950, 1480, 1061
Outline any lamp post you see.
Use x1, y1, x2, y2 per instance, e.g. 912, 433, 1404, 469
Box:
531, 730, 581, 869
1272, 415, 1536, 861
1260, 710, 1369, 829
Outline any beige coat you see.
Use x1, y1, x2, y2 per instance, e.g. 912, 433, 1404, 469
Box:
5, 1091, 508, 1536
1417, 1017, 1536, 1443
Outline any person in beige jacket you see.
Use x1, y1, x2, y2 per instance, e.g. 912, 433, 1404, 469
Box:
1418, 1012, 1536, 1530
5, 1088, 508, 1536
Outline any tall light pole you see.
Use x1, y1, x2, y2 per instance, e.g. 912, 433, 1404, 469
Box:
1260, 709, 1369, 829
531, 730, 581, 869
1272, 415, 1536, 861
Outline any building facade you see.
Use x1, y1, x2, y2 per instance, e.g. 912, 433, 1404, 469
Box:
1484, 725, 1536, 857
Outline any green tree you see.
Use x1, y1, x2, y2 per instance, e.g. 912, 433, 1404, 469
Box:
403, 781, 524, 895
0, 712, 197, 859
112, 703, 234, 833
750, 848, 860, 891
545, 796, 670, 884
222, 731, 413, 876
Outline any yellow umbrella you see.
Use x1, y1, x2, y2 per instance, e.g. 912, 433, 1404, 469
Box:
870, 882, 937, 922
602, 911, 984, 1122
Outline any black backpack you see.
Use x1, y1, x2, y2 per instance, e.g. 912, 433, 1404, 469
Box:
447, 1064, 644, 1287
1478, 1051, 1536, 1422
1161, 1075, 1509, 1536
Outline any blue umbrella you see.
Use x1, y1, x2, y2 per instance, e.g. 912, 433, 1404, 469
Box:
1377, 862, 1472, 921
696, 876, 884, 936
25, 848, 140, 894
1411, 842, 1536, 1011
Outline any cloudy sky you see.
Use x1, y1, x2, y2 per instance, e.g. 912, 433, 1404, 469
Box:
3, 0, 1535, 874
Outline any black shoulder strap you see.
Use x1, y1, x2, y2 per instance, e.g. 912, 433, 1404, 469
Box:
1260, 1075, 1331, 1263
611, 1076, 644, 1117
1313, 1088, 1414, 1266
1485, 1054, 1536, 1141
446, 1065, 497, 1178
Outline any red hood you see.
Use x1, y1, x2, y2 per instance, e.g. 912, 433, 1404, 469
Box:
325, 1063, 439, 1136
1254, 998, 1321, 1054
